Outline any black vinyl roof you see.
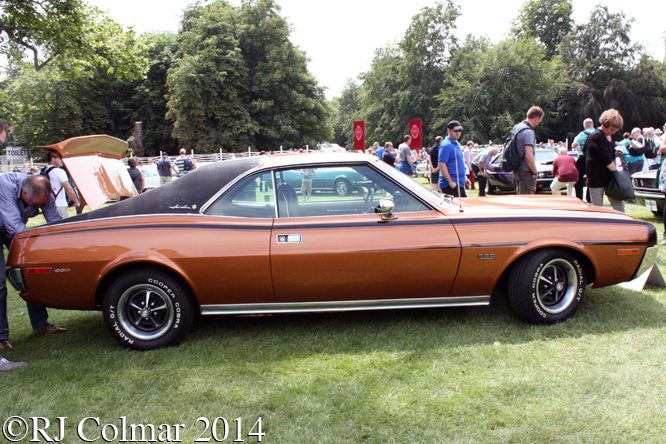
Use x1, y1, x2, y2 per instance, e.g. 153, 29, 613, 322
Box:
58, 156, 263, 224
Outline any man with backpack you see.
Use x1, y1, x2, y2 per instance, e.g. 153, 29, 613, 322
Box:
42, 151, 79, 219
510, 107, 544, 195
571, 118, 595, 201
174, 148, 196, 178
157, 152, 174, 185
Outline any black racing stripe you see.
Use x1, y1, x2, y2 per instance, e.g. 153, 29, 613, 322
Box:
462, 242, 529, 248
580, 241, 656, 247
24, 223, 272, 238
451, 216, 654, 227
352, 245, 460, 253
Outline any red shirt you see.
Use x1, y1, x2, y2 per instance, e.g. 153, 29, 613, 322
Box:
552, 154, 579, 182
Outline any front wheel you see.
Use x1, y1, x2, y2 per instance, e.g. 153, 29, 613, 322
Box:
508, 249, 586, 324
103, 269, 194, 350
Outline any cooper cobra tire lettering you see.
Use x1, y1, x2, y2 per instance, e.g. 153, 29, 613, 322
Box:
103, 270, 194, 350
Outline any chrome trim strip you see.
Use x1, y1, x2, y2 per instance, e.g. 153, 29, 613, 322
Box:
200, 296, 490, 315
631, 245, 659, 280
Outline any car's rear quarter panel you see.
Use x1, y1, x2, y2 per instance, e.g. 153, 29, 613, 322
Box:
10, 215, 275, 310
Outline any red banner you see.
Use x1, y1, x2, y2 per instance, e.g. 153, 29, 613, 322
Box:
353, 120, 365, 152
409, 119, 422, 151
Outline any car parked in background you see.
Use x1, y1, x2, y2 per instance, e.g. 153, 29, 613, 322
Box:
632, 169, 663, 215
280, 166, 371, 196
140, 168, 161, 192
485, 148, 559, 193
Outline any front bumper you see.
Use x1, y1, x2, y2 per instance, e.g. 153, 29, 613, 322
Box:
631, 246, 659, 280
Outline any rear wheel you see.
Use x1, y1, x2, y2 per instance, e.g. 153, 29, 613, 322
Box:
334, 178, 352, 196
103, 269, 193, 350
508, 249, 585, 324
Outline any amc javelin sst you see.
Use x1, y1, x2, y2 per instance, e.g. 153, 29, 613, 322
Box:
6, 136, 658, 350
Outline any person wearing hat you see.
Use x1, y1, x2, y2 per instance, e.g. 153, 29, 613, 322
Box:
156, 152, 174, 185
512, 106, 544, 194
438, 120, 469, 197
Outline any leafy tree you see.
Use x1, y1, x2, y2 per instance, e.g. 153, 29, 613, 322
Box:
435, 38, 563, 142
236, 0, 329, 149
166, 1, 257, 152
328, 79, 362, 148
559, 5, 639, 85
129, 32, 180, 156
511, 0, 573, 60
359, 0, 461, 145
554, 5, 661, 135
0, 0, 145, 79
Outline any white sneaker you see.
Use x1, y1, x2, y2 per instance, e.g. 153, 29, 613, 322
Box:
0, 357, 28, 372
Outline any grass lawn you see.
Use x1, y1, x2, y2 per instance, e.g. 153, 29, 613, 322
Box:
2, 193, 666, 443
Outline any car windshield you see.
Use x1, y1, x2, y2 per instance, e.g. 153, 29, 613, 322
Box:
535, 150, 558, 163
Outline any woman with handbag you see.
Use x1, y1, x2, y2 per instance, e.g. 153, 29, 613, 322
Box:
585, 109, 625, 212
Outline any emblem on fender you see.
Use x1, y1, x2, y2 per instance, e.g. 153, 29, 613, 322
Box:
478, 254, 495, 260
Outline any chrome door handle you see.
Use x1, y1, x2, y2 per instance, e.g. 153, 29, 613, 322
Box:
276, 234, 302, 243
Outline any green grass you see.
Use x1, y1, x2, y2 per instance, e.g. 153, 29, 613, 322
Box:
3, 195, 666, 443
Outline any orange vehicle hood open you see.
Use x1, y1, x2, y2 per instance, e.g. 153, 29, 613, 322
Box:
38, 135, 137, 210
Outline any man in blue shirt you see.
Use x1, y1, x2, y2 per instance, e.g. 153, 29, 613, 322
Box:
0, 123, 67, 370
438, 120, 468, 197
374, 142, 385, 162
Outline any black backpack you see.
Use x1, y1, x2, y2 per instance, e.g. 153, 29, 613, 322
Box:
501, 122, 531, 172
643, 138, 659, 159
40, 166, 63, 198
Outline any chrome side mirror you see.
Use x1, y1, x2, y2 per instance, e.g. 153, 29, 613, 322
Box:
377, 199, 397, 221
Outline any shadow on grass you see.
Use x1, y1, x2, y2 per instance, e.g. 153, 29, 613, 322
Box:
7, 274, 666, 368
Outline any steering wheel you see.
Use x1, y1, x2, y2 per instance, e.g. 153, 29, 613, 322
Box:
362, 187, 375, 213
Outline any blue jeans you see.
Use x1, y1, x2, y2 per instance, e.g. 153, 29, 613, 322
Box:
1, 232, 51, 340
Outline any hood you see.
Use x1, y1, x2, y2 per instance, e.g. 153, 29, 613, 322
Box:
463, 194, 619, 213
38, 135, 136, 210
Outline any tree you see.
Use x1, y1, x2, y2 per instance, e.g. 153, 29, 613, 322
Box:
236, 0, 329, 149
329, 79, 363, 148
559, 5, 639, 85
166, 1, 257, 152
129, 32, 180, 155
0, 0, 145, 79
358, 1, 461, 145
511, 0, 573, 60
435, 38, 563, 143
555, 5, 658, 135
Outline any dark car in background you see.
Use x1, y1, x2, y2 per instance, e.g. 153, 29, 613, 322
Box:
486, 148, 559, 193
632, 170, 663, 215
280, 167, 371, 196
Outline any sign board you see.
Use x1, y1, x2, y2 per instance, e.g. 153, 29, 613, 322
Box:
5, 147, 30, 159
409, 120, 422, 151
353, 120, 365, 152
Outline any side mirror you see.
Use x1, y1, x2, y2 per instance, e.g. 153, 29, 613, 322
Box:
377, 199, 397, 221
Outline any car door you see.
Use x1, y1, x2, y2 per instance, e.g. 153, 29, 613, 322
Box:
198, 170, 276, 306
270, 164, 462, 303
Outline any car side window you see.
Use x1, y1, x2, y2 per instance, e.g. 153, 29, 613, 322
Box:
274, 165, 429, 218
205, 171, 275, 218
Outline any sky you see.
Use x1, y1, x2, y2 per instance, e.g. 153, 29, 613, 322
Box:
89, 0, 665, 99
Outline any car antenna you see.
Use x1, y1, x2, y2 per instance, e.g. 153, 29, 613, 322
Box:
454, 143, 464, 212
